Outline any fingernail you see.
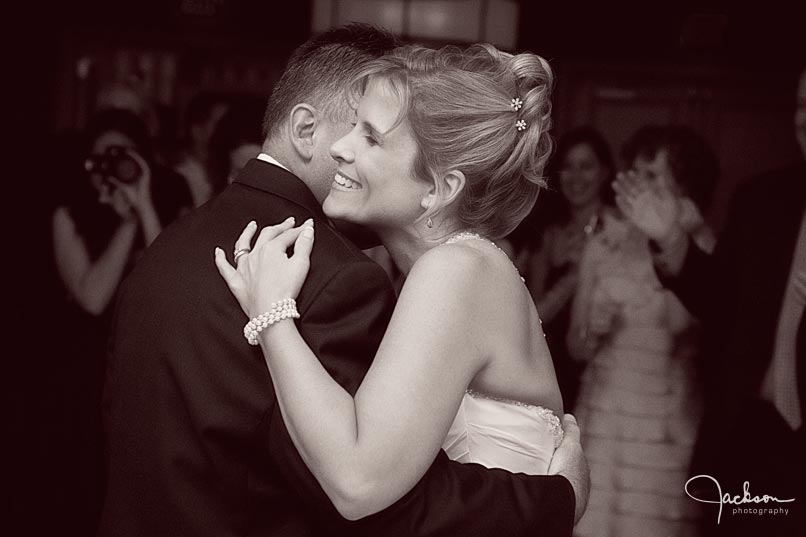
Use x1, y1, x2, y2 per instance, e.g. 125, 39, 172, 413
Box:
215, 247, 222, 255
302, 226, 314, 238
286, 216, 295, 223
304, 218, 313, 226
248, 221, 256, 227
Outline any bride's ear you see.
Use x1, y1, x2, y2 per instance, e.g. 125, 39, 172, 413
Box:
420, 170, 466, 211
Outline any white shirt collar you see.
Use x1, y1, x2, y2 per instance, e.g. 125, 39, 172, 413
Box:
257, 152, 291, 173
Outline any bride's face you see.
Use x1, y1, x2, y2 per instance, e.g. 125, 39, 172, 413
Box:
324, 77, 430, 230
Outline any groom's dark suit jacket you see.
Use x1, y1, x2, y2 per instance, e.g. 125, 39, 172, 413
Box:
99, 159, 574, 537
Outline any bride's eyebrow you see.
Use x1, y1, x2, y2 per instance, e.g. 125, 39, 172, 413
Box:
360, 120, 386, 141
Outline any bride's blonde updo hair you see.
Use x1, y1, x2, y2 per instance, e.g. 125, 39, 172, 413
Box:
348, 43, 553, 239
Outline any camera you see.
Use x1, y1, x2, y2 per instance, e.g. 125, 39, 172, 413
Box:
84, 145, 143, 184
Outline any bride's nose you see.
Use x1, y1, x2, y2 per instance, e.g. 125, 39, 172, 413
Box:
330, 132, 354, 163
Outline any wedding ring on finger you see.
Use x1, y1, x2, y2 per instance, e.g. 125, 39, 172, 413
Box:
233, 248, 251, 265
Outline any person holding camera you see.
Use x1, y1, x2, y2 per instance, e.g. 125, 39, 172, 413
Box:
52, 109, 190, 317
48, 108, 190, 535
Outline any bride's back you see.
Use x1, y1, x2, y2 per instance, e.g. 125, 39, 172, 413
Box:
436, 237, 563, 418
433, 236, 564, 475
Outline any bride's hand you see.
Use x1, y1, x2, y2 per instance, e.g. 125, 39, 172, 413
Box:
215, 217, 315, 318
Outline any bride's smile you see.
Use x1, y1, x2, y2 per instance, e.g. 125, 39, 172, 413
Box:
332, 171, 362, 190
324, 77, 429, 230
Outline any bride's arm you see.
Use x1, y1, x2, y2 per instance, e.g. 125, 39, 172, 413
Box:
217, 224, 487, 520
264, 246, 484, 519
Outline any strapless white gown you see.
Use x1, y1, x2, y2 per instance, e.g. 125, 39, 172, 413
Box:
442, 389, 564, 475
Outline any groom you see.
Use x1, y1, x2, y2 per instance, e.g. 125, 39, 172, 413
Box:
100, 24, 588, 536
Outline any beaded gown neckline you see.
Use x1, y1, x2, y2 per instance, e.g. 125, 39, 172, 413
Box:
443, 230, 501, 249
442, 231, 525, 283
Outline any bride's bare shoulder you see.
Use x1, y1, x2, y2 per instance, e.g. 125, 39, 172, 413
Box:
400, 242, 491, 302
412, 242, 489, 279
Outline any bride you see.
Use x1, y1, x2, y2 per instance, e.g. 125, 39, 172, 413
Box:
215, 43, 565, 520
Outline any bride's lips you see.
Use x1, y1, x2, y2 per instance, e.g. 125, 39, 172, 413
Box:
332, 171, 362, 191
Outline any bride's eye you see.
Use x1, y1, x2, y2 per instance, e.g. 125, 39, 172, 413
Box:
364, 135, 378, 146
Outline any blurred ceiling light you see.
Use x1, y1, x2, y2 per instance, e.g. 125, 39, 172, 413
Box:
312, 0, 519, 50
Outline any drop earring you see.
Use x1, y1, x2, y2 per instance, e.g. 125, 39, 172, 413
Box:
426, 217, 434, 228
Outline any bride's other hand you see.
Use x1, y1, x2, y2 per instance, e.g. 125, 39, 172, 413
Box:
215, 217, 315, 318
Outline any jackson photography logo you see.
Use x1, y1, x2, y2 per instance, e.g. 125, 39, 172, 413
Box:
685, 475, 795, 524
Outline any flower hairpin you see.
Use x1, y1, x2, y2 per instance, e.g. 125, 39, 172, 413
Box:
516, 119, 527, 132
510, 97, 523, 112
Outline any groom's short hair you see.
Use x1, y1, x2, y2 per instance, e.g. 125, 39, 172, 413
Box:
262, 23, 399, 139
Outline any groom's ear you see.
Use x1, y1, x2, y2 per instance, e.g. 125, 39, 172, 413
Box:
421, 169, 466, 210
288, 104, 317, 161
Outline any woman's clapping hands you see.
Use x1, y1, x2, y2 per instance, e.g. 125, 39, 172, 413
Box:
612, 170, 681, 244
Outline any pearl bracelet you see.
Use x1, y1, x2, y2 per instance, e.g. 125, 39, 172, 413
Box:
243, 298, 300, 346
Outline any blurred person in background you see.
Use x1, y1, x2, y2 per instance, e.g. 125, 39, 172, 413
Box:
49, 108, 190, 535
172, 91, 231, 206
53, 109, 191, 319
524, 126, 615, 411
614, 67, 806, 536
95, 78, 161, 140
570, 124, 718, 537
